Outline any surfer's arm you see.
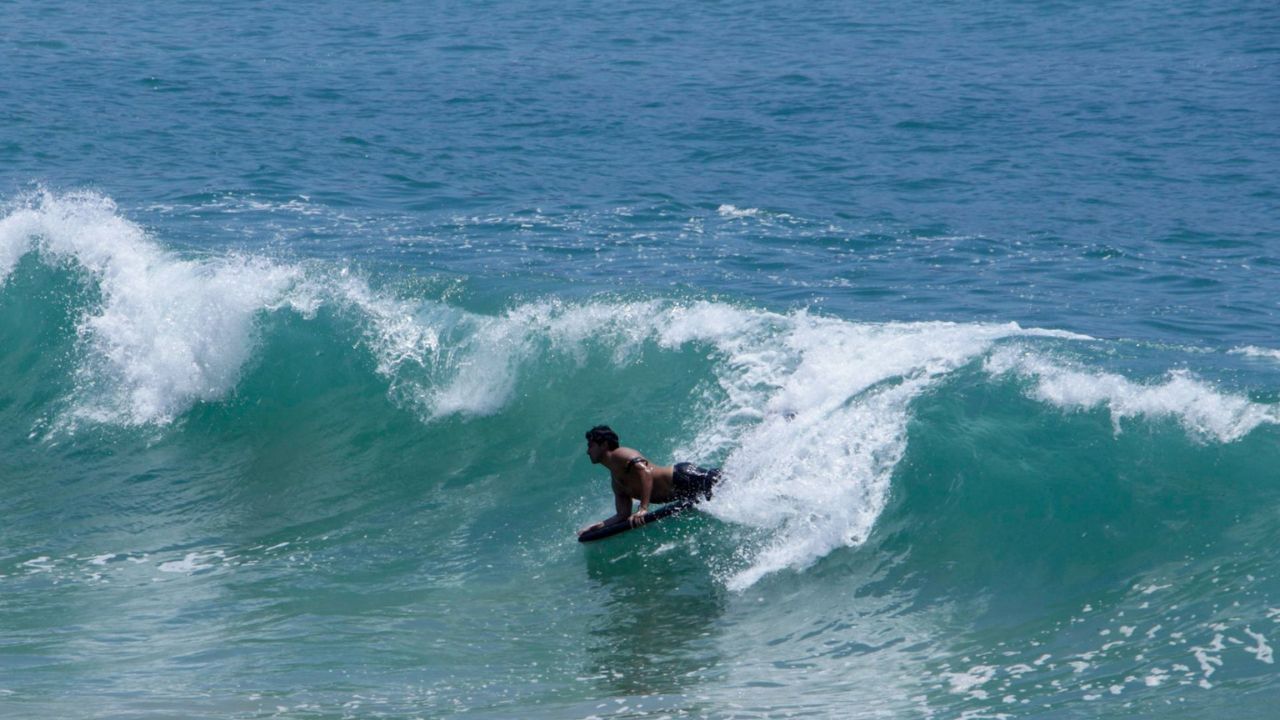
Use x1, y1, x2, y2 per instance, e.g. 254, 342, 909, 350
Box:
628, 463, 653, 527
616, 485, 635, 520
580, 482, 634, 533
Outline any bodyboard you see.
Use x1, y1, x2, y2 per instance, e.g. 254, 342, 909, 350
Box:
577, 502, 692, 542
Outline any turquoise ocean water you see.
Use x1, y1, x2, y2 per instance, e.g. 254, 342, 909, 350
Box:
3, 1, 1279, 717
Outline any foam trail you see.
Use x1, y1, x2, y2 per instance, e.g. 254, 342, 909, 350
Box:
985, 347, 1280, 442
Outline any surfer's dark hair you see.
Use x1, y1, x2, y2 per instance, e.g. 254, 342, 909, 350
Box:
585, 425, 619, 450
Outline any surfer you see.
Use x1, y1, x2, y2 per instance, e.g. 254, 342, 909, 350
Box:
580, 425, 720, 532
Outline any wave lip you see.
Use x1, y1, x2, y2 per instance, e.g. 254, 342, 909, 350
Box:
1, 191, 309, 426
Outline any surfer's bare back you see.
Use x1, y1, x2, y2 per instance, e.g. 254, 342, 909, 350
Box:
580, 425, 721, 532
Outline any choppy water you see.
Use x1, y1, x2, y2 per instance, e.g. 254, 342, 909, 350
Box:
2, 1, 1279, 717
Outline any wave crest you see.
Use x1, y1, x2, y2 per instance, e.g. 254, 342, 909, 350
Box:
985, 347, 1279, 443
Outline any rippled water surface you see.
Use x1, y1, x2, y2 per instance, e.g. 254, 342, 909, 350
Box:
2, 1, 1279, 717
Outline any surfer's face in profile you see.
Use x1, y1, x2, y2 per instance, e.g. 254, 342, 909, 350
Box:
584, 425, 620, 465
586, 440, 606, 464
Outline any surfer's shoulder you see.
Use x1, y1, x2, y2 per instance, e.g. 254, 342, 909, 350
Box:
612, 449, 650, 475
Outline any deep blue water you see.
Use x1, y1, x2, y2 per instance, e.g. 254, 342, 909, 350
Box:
2, 1, 1279, 717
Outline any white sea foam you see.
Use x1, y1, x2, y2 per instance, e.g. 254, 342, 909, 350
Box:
1, 191, 309, 426
944, 665, 997, 699
984, 347, 1279, 442
22, 556, 53, 572
1190, 634, 1226, 689
1230, 346, 1280, 363
330, 271, 444, 382
717, 204, 763, 219
157, 550, 226, 574
1244, 627, 1274, 664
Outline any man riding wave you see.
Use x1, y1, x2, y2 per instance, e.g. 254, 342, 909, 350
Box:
579, 425, 720, 534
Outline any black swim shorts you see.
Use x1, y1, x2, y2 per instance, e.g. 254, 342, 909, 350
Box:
672, 462, 720, 503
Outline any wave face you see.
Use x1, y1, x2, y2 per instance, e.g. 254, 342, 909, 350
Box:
3, 193, 1279, 718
